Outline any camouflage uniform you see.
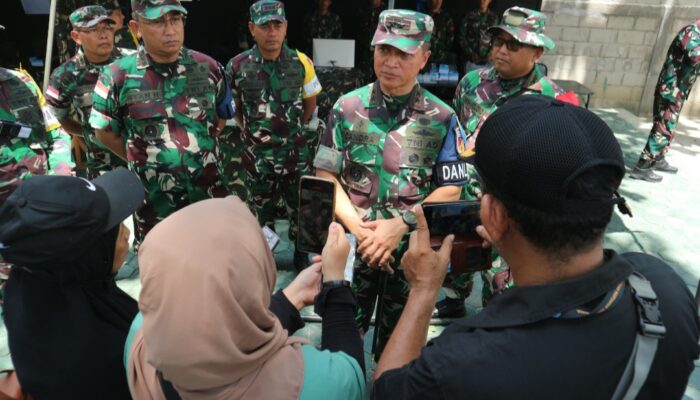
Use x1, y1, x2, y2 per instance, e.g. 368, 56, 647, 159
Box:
427, 10, 455, 64
55, 0, 123, 63
302, 11, 343, 55
458, 8, 499, 64
89, 0, 234, 241
452, 7, 562, 302
639, 20, 700, 162
47, 6, 133, 178
357, 2, 386, 83
227, 0, 322, 241
0, 68, 73, 202
315, 10, 469, 358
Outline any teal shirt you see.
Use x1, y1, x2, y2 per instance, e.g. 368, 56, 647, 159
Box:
124, 313, 366, 399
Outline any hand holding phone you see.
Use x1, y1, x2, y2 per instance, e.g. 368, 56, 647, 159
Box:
321, 223, 350, 281
422, 201, 491, 273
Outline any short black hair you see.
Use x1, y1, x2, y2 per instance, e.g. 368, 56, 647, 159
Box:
482, 165, 620, 261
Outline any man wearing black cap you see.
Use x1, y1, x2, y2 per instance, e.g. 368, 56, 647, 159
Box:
0, 168, 145, 398
371, 96, 699, 399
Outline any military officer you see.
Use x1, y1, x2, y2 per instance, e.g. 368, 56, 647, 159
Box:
302, 0, 343, 56
458, 0, 499, 69
90, 0, 235, 242
314, 10, 468, 358
629, 19, 700, 182
426, 0, 455, 64
445, 6, 565, 312
227, 0, 322, 270
0, 67, 73, 202
47, 5, 133, 179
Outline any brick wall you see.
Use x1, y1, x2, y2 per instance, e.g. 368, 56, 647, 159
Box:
540, 0, 700, 117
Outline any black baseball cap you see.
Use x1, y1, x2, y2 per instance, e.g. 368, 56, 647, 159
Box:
474, 95, 632, 218
0, 168, 145, 267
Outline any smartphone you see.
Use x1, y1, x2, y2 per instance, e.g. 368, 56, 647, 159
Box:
262, 226, 281, 251
423, 201, 491, 273
297, 176, 336, 254
344, 233, 356, 283
423, 200, 481, 236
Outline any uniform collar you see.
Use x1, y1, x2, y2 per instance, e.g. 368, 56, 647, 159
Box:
76, 47, 123, 70
488, 64, 547, 92
136, 45, 194, 70
368, 81, 426, 112
450, 250, 632, 330
250, 44, 292, 64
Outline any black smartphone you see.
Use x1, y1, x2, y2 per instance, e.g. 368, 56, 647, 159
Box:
297, 176, 336, 254
423, 200, 481, 236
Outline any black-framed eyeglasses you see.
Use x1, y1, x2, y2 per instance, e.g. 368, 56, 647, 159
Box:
491, 36, 526, 52
78, 26, 115, 35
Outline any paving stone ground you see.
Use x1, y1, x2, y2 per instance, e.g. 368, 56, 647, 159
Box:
0, 106, 698, 397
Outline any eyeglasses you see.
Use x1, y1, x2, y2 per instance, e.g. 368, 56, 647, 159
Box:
491, 36, 526, 52
78, 26, 115, 35
140, 14, 186, 30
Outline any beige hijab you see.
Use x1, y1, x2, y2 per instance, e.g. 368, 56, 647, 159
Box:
127, 197, 306, 400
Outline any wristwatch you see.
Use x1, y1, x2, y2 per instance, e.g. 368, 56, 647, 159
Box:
401, 210, 418, 232
322, 280, 351, 290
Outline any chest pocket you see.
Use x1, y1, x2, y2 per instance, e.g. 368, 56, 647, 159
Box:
276, 61, 304, 103
341, 128, 381, 209
182, 63, 215, 120
126, 98, 168, 143
240, 63, 264, 102
398, 125, 442, 200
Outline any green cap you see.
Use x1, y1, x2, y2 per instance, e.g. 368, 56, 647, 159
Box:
371, 9, 433, 54
69, 6, 115, 30
250, 0, 286, 25
130, 0, 188, 20
488, 6, 555, 50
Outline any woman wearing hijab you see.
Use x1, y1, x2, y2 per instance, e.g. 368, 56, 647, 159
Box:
0, 168, 145, 399
125, 196, 366, 400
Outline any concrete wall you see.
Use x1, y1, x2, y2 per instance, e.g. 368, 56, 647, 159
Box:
540, 0, 700, 117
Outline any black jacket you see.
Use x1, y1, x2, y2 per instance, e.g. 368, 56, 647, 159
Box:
373, 251, 700, 399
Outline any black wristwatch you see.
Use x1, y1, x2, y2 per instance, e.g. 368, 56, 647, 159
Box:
322, 280, 351, 290
401, 210, 417, 232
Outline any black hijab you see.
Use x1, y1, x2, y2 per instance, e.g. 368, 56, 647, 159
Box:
3, 225, 138, 399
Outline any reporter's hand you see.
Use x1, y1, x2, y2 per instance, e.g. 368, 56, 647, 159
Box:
401, 205, 453, 293
321, 223, 350, 281
283, 256, 322, 310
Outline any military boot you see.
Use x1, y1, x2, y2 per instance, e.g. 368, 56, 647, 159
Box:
652, 156, 678, 173
629, 159, 663, 182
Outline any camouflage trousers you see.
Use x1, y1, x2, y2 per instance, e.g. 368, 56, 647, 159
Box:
353, 265, 409, 361
445, 250, 514, 307
640, 94, 687, 161
242, 148, 312, 242
218, 124, 250, 202
132, 168, 227, 246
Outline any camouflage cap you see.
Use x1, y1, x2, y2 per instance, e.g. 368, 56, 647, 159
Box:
70, 6, 116, 30
488, 6, 555, 50
131, 0, 188, 20
371, 10, 433, 54
250, 0, 286, 25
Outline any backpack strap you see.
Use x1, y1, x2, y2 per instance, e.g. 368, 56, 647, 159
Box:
611, 271, 666, 400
